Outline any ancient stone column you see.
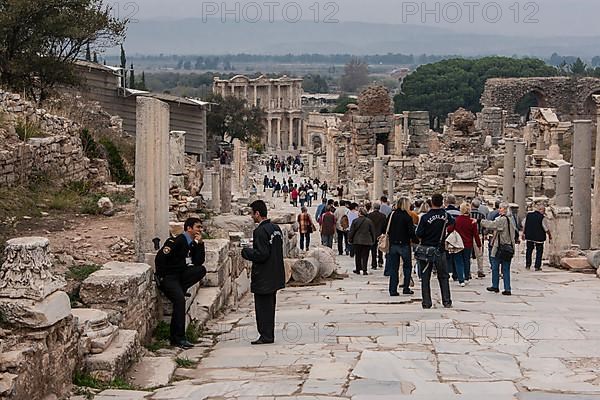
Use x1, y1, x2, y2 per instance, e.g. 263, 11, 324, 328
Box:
276, 118, 282, 150
169, 130, 186, 190
572, 120, 593, 250
289, 115, 294, 150
220, 165, 233, 213
387, 163, 395, 199
267, 118, 272, 148
514, 141, 527, 220
592, 95, 600, 249
135, 97, 170, 262
503, 138, 515, 203
211, 170, 221, 211
547, 126, 563, 160
373, 158, 385, 201
555, 162, 571, 207
308, 151, 314, 175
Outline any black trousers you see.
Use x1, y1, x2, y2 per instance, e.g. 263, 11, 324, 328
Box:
370, 243, 384, 268
254, 292, 277, 341
417, 255, 452, 308
526, 241, 544, 269
354, 244, 371, 273
161, 266, 206, 342
336, 229, 348, 255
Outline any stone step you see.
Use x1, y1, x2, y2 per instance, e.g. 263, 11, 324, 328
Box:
93, 389, 151, 400
84, 329, 140, 382
127, 357, 177, 390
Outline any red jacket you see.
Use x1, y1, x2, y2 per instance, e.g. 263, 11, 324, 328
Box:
448, 215, 481, 249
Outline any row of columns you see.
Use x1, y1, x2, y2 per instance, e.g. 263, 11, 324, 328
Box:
219, 83, 300, 110
502, 138, 527, 219
266, 116, 302, 150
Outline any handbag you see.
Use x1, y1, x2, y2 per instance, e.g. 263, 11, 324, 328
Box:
414, 214, 448, 263
445, 230, 464, 254
378, 211, 394, 253
494, 216, 515, 261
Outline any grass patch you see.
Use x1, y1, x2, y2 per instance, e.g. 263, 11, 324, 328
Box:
144, 320, 171, 352
175, 357, 197, 369
186, 321, 204, 344
66, 264, 102, 282
15, 118, 47, 141
73, 372, 135, 390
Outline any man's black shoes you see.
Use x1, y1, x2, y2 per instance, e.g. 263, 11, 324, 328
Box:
171, 339, 194, 349
486, 287, 500, 293
403, 289, 415, 295
251, 337, 274, 345
502, 291, 512, 296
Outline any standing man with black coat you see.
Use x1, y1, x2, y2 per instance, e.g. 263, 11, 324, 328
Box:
155, 217, 207, 349
522, 204, 552, 271
415, 194, 454, 309
242, 200, 285, 345
367, 202, 387, 270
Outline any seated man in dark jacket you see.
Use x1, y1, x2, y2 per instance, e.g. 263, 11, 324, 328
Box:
155, 217, 207, 349
242, 200, 285, 345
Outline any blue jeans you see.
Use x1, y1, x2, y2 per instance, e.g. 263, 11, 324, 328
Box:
387, 244, 412, 294
300, 233, 311, 250
490, 252, 512, 292
452, 248, 472, 283
321, 234, 333, 248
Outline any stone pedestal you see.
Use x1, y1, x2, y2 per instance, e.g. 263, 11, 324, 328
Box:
555, 162, 571, 207
211, 170, 221, 211
546, 207, 573, 266
503, 138, 515, 202
572, 120, 593, 250
514, 141, 527, 220
592, 96, 600, 249
135, 97, 170, 262
377, 144, 385, 158
373, 158, 385, 201
220, 165, 232, 214
387, 164, 395, 199
547, 127, 563, 160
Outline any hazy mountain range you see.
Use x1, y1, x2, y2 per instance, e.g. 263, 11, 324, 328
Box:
119, 18, 600, 57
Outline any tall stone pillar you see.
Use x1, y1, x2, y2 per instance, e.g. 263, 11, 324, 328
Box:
515, 141, 527, 220
555, 162, 571, 207
277, 85, 281, 108
572, 120, 593, 250
387, 164, 395, 200
592, 95, 600, 248
503, 138, 515, 203
289, 115, 294, 150
135, 97, 170, 261
267, 118, 272, 148
220, 165, 232, 214
276, 118, 282, 150
373, 158, 385, 201
211, 170, 221, 211
169, 130, 186, 190
253, 85, 258, 106
308, 151, 314, 175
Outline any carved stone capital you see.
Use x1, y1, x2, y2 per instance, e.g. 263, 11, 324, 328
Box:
0, 237, 65, 300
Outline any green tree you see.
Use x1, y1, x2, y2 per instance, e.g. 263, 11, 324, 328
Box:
140, 71, 147, 90
129, 63, 135, 89
120, 44, 127, 87
92, 52, 98, 63
340, 58, 369, 93
204, 93, 265, 142
85, 43, 91, 61
302, 74, 329, 93
394, 57, 557, 123
0, 0, 127, 100
332, 95, 358, 113
569, 58, 587, 76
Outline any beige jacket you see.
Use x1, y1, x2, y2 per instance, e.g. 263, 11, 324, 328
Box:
481, 214, 517, 258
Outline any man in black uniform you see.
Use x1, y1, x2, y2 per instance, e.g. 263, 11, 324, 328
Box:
241, 200, 285, 345
155, 217, 206, 349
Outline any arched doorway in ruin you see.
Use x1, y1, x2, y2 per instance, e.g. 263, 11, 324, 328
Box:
583, 90, 600, 123
514, 90, 547, 120
311, 134, 323, 153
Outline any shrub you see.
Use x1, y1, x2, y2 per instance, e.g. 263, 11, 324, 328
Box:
66, 264, 102, 282
175, 357, 197, 368
15, 119, 46, 141
99, 138, 133, 184
80, 129, 102, 159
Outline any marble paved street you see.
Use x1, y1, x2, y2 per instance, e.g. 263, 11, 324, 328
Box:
146, 246, 600, 399
139, 166, 600, 399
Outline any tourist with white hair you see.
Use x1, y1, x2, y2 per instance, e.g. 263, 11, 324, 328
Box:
481, 202, 519, 295
522, 203, 552, 271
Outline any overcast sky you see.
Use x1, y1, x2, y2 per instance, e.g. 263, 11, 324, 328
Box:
125, 0, 600, 37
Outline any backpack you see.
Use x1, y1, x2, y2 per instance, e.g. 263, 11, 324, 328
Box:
340, 214, 350, 230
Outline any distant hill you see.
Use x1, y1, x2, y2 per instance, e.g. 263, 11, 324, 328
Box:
118, 18, 600, 57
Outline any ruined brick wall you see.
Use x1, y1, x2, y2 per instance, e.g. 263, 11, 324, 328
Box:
481, 77, 600, 121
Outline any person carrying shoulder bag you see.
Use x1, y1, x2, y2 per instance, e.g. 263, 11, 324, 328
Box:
481, 202, 519, 296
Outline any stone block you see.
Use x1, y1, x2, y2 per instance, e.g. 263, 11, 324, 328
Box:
206, 215, 254, 239
560, 257, 593, 271
234, 269, 250, 301
128, 357, 177, 390
270, 212, 296, 224
80, 262, 153, 305
204, 257, 232, 287
84, 329, 140, 382
204, 240, 230, 269
188, 287, 221, 322
587, 251, 600, 269
0, 290, 70, 328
